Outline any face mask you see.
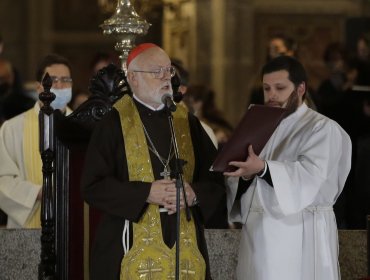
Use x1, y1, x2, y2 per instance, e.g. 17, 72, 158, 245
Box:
50, 87, 72, 110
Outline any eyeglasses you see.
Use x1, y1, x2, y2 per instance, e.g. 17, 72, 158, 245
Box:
50, 76, 73, 85
133, 66, 176, 79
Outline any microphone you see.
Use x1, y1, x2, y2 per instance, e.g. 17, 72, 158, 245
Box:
161, 93, 177, 112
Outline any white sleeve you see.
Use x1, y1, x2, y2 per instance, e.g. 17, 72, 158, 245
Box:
0, 119, 41, 227
226, 176, 255, 224
261, 120, 351, 216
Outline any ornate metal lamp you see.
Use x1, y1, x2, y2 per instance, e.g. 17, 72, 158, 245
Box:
100, 0, 151, 71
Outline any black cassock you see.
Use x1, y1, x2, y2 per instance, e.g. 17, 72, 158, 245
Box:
81, 99, 227, 280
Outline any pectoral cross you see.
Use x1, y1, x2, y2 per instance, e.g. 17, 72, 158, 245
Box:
160, 165, 171, 179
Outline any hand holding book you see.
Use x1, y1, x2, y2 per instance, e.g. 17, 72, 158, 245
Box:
223, 144, 265, 178
211, 104, 286, 172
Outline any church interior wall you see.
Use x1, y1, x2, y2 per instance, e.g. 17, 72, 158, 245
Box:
0, 0, 369, 125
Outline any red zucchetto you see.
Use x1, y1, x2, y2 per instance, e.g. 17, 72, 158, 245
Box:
126, 43, 158, 68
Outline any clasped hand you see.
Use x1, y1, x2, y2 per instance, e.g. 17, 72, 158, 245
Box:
147, 179, 196, 215
224, 145, 265, 179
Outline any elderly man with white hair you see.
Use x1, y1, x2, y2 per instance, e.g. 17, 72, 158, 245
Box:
81, 43, 226, 280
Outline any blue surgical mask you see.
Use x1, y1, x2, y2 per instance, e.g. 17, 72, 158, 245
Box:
50, 87, 72, 110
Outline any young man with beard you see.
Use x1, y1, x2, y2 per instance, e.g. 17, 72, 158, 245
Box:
81, 43, 225, 280
0, 54, 73, 228
225, 56, 351, 280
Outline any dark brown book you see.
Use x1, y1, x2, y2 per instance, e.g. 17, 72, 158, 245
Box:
211, 104, 287, 172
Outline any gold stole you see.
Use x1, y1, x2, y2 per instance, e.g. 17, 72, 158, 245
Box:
115, 95, 206, 279
23, 107, 42, 228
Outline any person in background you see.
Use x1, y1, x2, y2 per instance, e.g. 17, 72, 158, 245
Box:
344, 35, 370, 229
69, 52, 119, 111
0, 54, 73, 228
183, 84, 233, 147
172, 61, 229, 229
69, 90, 90, 110
0, 34, 35, 122
81, 43, 226, 279
316, 42, 356, 121
90, 51, 118, 75
248, 34, 317, 110
171, 59, 219, 148
171, 58, 190, 96
315, 43, 362, 228
352, 35, 370, 86
267, 34, 297, 61
0, 60, 35, 122
352, 96, 370, 229
248, 34, 298, 106
225, 56, 351, 280
0, 58, 15, 125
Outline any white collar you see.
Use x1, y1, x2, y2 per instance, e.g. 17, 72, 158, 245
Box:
281, 102, 308, 124
133, 94, 165, 111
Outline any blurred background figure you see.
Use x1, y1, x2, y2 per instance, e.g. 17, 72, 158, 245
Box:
0, 58, 14, 124
69, 51, 119, 111
183, 84, 233, 148
0, 35, 34, 124
248, 33, 317, 110
315, 42, 355, 228
248, 34, 296, 107
352, 34, 370, 86
171, 61, 233, 228
171, 58, 189, 95
0, 58, 34, 125
316, 41, 370, 229
69, 90, 90, 110
267, 33, 297, 61
356, 35, 369, 62
316, 42, 355, 123
0, 34, 3, 55
344, 35, 370, 229
171, 59, 218, 148
90, 51, 118, 75
352, 96, 370, 229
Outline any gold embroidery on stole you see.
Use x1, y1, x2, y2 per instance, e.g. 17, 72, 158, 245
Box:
115, 95, 205, 279
23, 107, 42, 228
